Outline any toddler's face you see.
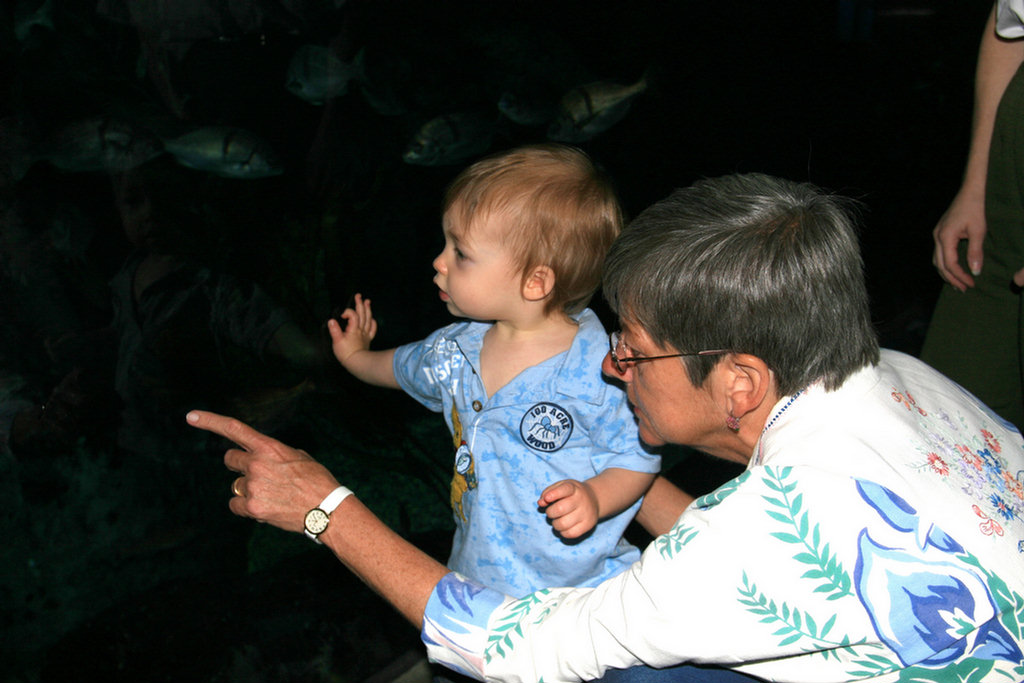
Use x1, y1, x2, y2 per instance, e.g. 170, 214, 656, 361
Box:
431, 213, 523, 321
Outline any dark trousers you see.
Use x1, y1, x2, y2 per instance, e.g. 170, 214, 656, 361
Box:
922, 61, 1024, 433
595, 664, 761, 683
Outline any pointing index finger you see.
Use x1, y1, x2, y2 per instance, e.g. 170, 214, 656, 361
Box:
186, 410, 265, 452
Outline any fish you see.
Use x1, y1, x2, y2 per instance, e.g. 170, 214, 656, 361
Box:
356, 50, 412, 117
546, 74, 648, 143
402, 112, 496, 166
162, 126, 283, 179
14, 0, 55, 45
95, 0, 269, 59
7, 116, 164, 179
359, 79, 408, 117
497, 91, 557, 127
285, 44, 365, 106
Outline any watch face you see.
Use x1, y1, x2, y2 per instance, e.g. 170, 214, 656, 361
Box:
455, 446, 471, 475
305, 508, 330, 535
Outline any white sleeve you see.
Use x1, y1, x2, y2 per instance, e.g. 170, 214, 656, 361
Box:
996, 0, 1024, 39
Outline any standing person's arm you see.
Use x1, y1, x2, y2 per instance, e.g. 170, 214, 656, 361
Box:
933, 4, 1024, 290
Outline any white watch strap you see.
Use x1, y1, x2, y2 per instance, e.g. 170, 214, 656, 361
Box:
305, 485, 353, 543
319, 485, 353, 515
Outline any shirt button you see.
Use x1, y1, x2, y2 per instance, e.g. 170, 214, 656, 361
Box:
472, 400, 483, 412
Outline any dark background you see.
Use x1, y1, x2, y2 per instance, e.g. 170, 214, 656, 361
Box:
0, 1, 991, 681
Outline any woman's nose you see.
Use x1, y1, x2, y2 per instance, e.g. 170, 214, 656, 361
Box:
601, 352, 627, 380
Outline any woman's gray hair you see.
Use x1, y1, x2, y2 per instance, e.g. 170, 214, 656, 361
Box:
602, 173, 879, 395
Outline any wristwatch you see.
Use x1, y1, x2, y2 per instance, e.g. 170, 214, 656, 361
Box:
303, 486, 353, 544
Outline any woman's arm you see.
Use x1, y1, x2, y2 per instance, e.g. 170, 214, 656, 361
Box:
634, 475, 694, 537
187, 410, 445, 626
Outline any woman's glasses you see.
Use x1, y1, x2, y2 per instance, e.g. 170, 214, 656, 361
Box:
608, 331, 729, 374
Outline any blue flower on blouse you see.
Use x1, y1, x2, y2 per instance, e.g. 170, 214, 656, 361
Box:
433, 572, 497, 621
853, 480, 1022, 667
989, 493, 1014, 521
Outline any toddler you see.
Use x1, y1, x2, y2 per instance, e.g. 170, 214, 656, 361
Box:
329, 144, 659, 596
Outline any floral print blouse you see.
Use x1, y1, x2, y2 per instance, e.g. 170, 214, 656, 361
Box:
420, 350, 1024, 682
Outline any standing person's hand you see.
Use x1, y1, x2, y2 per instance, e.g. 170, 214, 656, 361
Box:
932, 190, 987, 292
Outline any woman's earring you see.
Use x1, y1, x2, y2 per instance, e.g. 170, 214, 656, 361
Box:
726, 414, 740, 432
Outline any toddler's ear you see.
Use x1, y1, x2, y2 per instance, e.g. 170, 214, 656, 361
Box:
522, 265, 555, 302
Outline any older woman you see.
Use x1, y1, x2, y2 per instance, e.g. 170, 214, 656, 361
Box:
188, 173, 1024, 682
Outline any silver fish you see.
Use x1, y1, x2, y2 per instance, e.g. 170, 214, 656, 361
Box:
15, 0, 55, 44
497, 91, 556, 127
547, 74, 648, 143
12, 116, 164, 178
357, 51, 411, 117
402, 112, 496, 166
286, 45, 364, 106
95, 0, 269, 59
163, 126, 283, 179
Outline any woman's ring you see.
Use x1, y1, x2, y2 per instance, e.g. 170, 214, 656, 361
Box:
232, 477, 244, 497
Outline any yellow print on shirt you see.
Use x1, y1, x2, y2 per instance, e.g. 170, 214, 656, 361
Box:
450, 405, 476, 522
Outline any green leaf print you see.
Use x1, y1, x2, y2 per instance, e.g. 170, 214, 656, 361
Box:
485, 589, 558, 663
693, 471, 751, 510
737, 571, 864, 660
958, 551, 1024, 681
657, 472, 752, 559
893, 658, 995, 682
656, 524, 699, 559
761, 466, 852, 599
840, 643, 913, 678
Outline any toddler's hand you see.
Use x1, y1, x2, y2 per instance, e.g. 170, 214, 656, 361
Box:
328, 293, 378, 367
538, 479, 599, 539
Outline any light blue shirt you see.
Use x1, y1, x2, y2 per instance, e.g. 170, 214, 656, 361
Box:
394, 309, 660, 596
